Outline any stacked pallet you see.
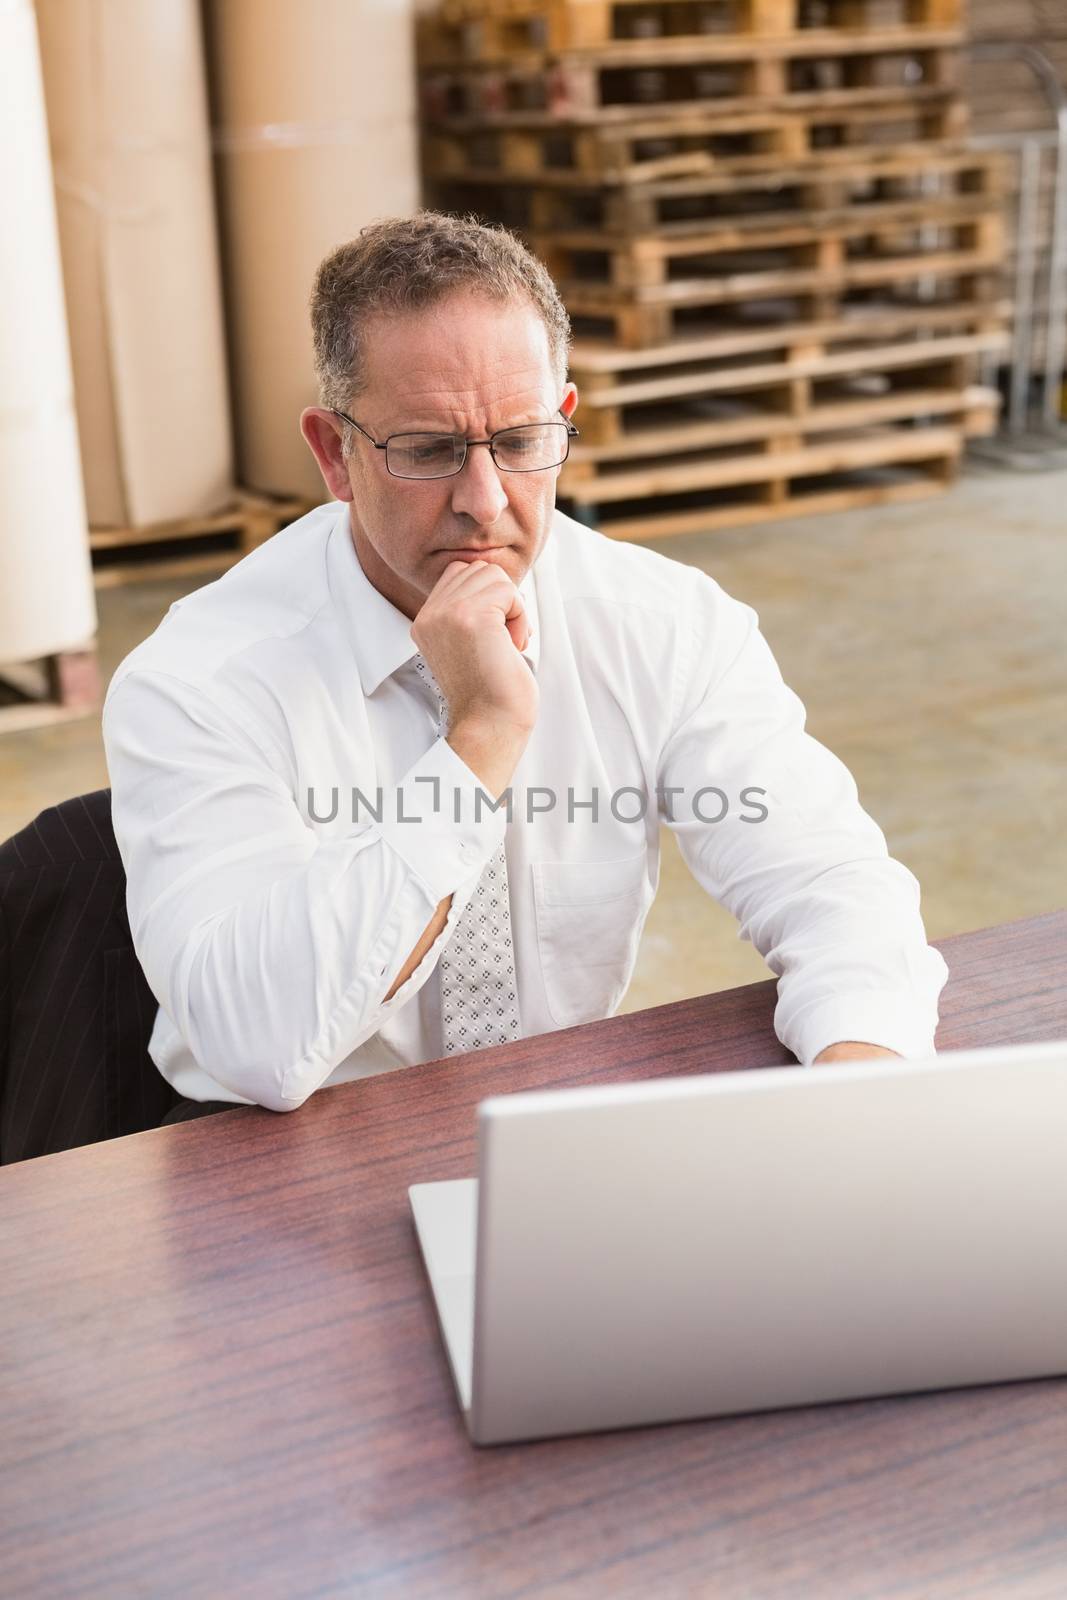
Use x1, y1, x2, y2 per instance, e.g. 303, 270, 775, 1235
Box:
418, 0, 1008, 539
88, 494, 319, 589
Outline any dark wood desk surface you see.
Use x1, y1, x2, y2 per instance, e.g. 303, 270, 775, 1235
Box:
2, 912, 1066, 1599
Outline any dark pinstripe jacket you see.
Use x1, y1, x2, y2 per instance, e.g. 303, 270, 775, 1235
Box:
0, 789, 179, 1164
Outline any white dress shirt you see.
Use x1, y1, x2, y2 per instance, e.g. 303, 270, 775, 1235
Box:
102, 501, 948, 1111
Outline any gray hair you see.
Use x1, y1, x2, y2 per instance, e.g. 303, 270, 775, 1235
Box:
309, 210, 572, 454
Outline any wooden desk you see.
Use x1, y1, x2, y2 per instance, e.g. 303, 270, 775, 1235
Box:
2, 912, 1065, 1599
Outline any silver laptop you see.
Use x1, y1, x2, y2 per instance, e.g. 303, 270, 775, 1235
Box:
408, 1039, 1067, 1447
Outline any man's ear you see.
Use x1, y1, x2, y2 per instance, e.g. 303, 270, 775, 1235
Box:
300, 408, 355, 502
560, 381, 579, 422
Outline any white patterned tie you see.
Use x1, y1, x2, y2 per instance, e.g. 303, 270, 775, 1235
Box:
410, 653, 522, 1055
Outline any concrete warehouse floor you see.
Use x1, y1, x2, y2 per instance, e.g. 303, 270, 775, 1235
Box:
2, 462, 1065, 1018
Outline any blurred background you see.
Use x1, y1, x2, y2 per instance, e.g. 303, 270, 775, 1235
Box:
2, 0, 1065, 1011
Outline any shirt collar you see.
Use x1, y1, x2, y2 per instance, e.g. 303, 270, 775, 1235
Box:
326, 506, 542, 697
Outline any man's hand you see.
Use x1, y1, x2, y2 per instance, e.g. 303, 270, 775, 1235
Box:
813, 1040, 903, 1064
410, 557, 538, 797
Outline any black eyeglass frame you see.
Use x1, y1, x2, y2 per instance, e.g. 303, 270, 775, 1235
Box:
329, 406, 579, 479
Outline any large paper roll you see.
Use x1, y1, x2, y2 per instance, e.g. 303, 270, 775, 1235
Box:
206, 0, 421, 498
36, 0, 234, 528
0, 0, 96, 667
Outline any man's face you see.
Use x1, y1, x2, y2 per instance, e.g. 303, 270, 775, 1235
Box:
303, 291, 578, 620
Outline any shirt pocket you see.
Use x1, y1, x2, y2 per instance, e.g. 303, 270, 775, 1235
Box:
531, 848, 650, 1030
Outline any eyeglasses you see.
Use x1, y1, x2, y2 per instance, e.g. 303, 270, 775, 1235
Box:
330, 406, 579, 480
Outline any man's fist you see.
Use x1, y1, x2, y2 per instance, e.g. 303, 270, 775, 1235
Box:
410, 558, 539, 739
410, 558, 539, 798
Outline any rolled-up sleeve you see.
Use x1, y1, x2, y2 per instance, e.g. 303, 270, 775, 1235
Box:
103, 669, 506, 1110
657, 573, 948, 1065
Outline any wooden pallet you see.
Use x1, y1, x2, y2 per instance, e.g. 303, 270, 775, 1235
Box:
562, 235, 1003, 346
563, 389, 997, 483
419, 27, 961, 116
420, 0, 791, 61
0, 650, 101, 735
560, 454, 961, 538
566, 327, 1007, 444
89, 493, 319, 588
419, 0, 962, 64
533, 193, 1003, 287
421, 87, 967, 179
427, 140, 1001, 230
557, 419, 967, 538
561, 381, 1001, 467
567, 297, 1010, 369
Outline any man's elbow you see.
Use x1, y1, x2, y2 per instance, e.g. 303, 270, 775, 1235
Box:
175, 950, 338, 1112
178, 1014, 322, 1115
255, 1089, 311, 1114
221, 1050, 322, 1114
173, 931, 387, 1112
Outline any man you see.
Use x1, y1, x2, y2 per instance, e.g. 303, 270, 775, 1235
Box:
103, 211, 948, 1121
